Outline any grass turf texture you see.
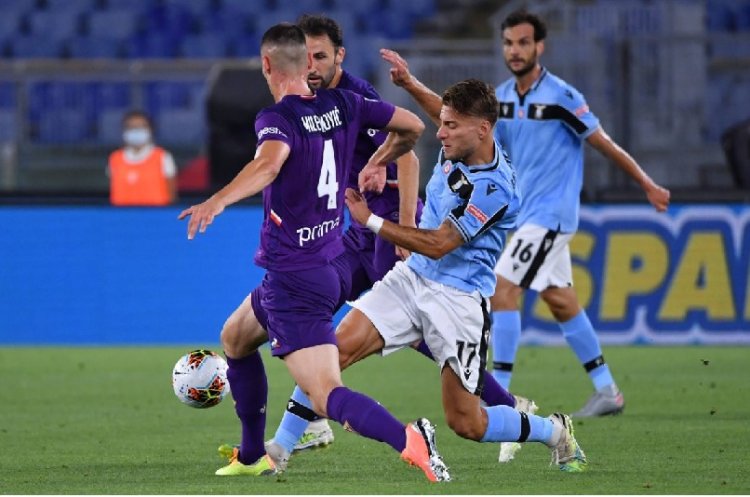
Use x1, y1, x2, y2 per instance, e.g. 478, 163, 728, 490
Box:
1, 346, 748, 494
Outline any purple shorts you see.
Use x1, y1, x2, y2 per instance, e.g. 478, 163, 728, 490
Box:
250, 264, 346, 357
339, 198, 424, 301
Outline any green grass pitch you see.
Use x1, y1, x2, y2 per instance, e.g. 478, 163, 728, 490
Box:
1, 345, 749, 494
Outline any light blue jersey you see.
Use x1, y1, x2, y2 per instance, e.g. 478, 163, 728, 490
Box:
494, 68, 599, 233
407, 141, 521, 297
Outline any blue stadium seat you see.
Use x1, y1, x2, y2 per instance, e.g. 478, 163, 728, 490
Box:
180, 33, 228, 58
230, 33, 262, 57
328, 0, 382, 16
144, 81, 193, 115
97, 108, 126, 145
144, 2, 195, 41
200, 7, 255, 39
376, 10, 414, 39
28, 10, 82, 42
254, 9, 300, 32
221, 0, 260, 15
0, 11, 22, 43
156, 108, 204, 145
87, 10, 140, 41
43, 0, 96, 13
168, 0, 213, 18
124, 33, 179, 58
95, 82, 131, 110
737, 3, 750, 31
8, 36, 63, 58
36, 108, 91, 144
0, 82, 15, 109
66, 36, 122, 58
103, 0, 156, 9
0, 109, 16, 142
706, 0, 736, 31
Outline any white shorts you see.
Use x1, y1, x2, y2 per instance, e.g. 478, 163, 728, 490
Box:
494, 223, 574, 292
351, 261, 490, 395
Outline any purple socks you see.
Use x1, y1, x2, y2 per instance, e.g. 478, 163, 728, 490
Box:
326, 386, 406, 453
226, 352, 268, 465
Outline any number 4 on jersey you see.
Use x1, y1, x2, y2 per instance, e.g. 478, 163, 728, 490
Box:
318, 139, 339, 209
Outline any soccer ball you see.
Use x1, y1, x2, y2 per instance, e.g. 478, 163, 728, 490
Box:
172, 349, 230, 408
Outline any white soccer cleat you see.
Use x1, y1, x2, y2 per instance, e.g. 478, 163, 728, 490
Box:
294, 418, 335, 451
498, 395, 539, 463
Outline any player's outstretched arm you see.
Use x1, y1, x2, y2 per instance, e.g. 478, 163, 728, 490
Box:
380, 48, 442, 127
345, 188, 463, 259
178, 140, 290, 239
587, 128, 671, 212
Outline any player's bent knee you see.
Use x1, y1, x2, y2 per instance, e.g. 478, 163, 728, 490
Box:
491, 278, 523, 310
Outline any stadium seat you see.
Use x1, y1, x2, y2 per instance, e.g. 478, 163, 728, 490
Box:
124, 33, 179, 59
95, 82, 131, 110
66, 36, 122, 58
103, 0, 156, 9
180, 33, 228, 58
230, 33, 262, 57
144, 81, 194, 114
221, 0, 260, 15
97, 108, 126, 145
144, 2, 195, 41
0, 110, 17, 142
156, 108, 204, 145
28, 10, 83, 42
43, 0, 96, 13
8, 36, 63, 58
0, 82, 15, 109
199, 7, 255, 40
86, 10, 140, 41
0, 12, 22, 44
36, 108, 91, 144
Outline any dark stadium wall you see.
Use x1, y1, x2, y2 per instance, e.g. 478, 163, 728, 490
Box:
1, 205, 749, 345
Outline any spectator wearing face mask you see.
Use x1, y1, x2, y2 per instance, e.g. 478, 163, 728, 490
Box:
107, 110, 177, 206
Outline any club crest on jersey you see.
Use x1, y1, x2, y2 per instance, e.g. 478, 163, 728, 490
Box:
442, 160, 452, 174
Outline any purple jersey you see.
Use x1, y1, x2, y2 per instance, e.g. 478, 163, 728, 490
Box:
337, 71, 400, 211
253, 89, 395, 271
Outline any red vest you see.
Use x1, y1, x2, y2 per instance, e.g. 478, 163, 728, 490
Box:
109, 147, 171, 206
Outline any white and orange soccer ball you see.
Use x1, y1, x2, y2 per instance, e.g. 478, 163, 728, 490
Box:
172, 349, 230, 408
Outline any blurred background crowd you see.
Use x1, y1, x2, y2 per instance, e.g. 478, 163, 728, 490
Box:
0, 0, 748, 202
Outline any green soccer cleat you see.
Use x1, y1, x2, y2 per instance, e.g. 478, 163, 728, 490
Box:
548, 413, 587, 473
217, 443, 238, 461
215, 447, 277, 476
294, 419, 335, 451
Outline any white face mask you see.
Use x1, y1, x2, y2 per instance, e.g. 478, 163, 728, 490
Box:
123, 128, 151, 147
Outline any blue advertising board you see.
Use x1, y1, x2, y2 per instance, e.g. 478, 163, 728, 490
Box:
1, 204, 748, 345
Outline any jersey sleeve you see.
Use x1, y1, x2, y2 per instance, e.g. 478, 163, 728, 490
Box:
557, 85, 599, 139
354, 93, 396, 131
255, 110, 293, 148
447, 178, 511, 242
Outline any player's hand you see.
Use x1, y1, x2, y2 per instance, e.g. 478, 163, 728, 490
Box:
380, 48, 412, 88
395, 219, 416, 259
395, 245, 411, 260
345, 188, 372, 225
359, 161, 387, 193
178, 197, 225, 239
646, 183, 671, 212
